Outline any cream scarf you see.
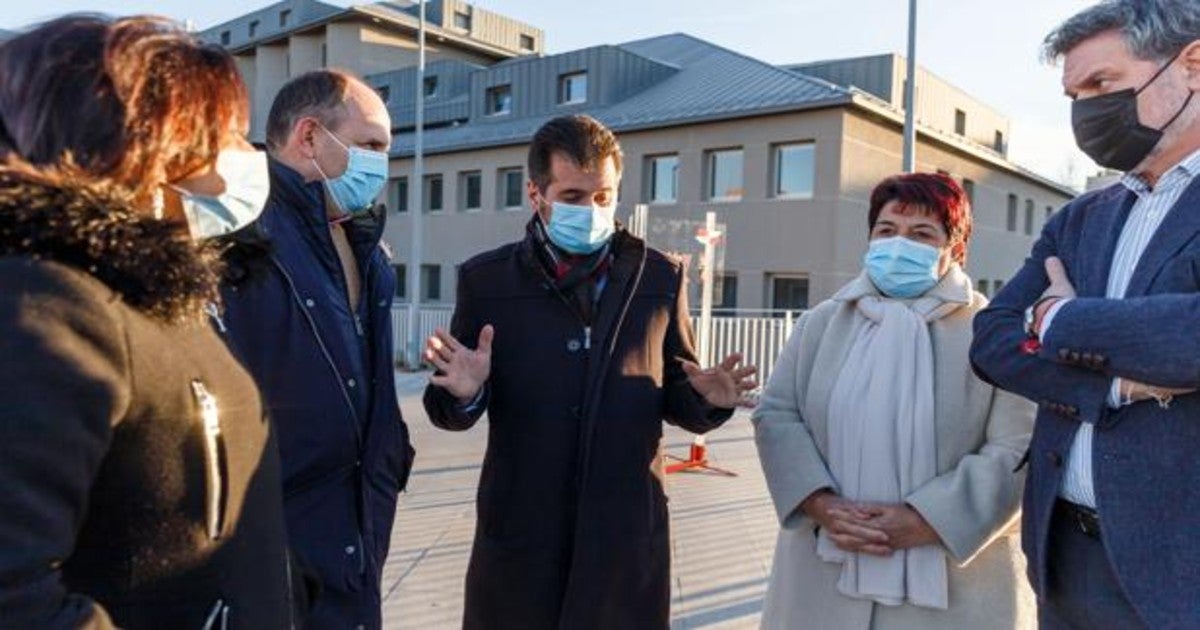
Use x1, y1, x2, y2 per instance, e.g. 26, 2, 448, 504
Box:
816, 265, 972, 610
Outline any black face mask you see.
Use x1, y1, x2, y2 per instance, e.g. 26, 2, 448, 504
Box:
1072, 53, 1195, 172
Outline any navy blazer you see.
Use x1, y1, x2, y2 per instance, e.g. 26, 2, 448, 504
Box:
970, 178, 1200, 627
217, 159, 414, 630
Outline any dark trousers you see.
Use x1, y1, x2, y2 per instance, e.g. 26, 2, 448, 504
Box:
1038, 501, 1146, 629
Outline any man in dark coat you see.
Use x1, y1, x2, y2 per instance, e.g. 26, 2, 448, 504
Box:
422, 115, 757, 630
218, 70, 414, 629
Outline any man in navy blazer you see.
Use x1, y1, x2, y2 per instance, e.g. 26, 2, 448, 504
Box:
970, 1, 1200, 627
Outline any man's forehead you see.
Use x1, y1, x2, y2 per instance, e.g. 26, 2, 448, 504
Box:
337, 96, 391, 143
549, 152, 619, 182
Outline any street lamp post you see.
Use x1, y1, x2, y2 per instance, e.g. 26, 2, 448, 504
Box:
902, 0, 918, 173
405, 0, 426, 368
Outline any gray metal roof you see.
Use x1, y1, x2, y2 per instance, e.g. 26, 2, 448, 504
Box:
390, 33, 852, 156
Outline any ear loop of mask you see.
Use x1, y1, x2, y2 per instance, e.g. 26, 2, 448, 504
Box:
309, 122, 340, 182
1136, 50, 1195, 133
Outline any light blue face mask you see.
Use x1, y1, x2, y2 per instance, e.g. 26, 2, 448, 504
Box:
542, 199, 616, 255
863, 236, 942, 298
314, 125, 389, 214
167, 149, 270, 240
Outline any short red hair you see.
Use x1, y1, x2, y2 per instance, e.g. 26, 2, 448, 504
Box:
867, 172, 973, 265
0, 15, 249, 205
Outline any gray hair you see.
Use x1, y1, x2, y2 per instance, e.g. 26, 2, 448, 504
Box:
265, 69, 356, 152
1043, 0, 1200, 63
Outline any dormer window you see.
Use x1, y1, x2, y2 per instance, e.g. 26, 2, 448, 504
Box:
558, 72, 587, 105
486, 85, 512, 116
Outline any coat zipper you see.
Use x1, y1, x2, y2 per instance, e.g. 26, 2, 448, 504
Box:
269, 257, 363, 445
192, 380, 225, 540
202, 598, 230, 630
205, 302, 227, 334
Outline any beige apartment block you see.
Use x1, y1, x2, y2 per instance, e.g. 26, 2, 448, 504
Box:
373, 38, 1073, 311
200, 0, 543, 141
198, 1, 1073, 312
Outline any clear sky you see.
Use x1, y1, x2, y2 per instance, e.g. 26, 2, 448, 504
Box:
1, 0, 1099, 188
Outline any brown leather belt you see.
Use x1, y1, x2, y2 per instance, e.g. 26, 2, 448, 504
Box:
1056, 499, 1101, 538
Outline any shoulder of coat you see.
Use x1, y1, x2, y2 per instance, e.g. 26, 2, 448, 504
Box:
459, 242, 521, 276
643, 246, 686, 273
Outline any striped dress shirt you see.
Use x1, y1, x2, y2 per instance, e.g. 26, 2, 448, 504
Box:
1056, 148, 1200, 507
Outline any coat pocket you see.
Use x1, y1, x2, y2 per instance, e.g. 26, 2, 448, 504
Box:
192, 380, 227, 540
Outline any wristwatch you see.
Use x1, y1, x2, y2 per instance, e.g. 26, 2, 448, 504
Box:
1024, 295, 1064, 337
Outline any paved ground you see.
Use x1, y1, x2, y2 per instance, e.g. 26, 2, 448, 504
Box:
381, 372, 779, 629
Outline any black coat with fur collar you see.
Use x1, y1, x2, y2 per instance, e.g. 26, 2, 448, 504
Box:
0, 168, 297, 629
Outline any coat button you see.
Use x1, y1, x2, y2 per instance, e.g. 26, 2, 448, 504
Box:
1058, 348, 1071, 360
305, 298, 316, 308
1067, 406, 1079, 416
347, 378, 357, 388
1069, 352, 1082, 362
1048, 451, 1064, 467
567, 339, 582, 352
345, 545, 356, 555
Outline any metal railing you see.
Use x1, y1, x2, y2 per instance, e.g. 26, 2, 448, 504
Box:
392, 304, 800, 384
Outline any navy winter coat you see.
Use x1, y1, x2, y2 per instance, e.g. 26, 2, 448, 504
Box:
219, 159, 414, 630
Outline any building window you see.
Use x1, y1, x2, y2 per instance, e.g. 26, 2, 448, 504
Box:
1006, 194, 1018, 231
499, 168, 524, 209
706, 149, 744, 201
460, 171, 482, 211
421, 265, 442, 301
280, 9, 291, 27
376, 85, 390, 104
1046, 205, 1054, 223
220, 31, 231, 46
715, 273, 738, 312
388, 177, 408, 213
1024, 199, 1035, 235
424, 175, 443, 213
558, 72, 587, 105
486, 85, 512, 116
520, 34, 535, 51
393, 264, 406, 299
954, 109, 967, 136
321, 43, 327, 66
769, 275, 809, 311
646, 155, 679, 204
975, 279, 989, 297
249, 20, 259, 38
992, 279, 1005, 295
994, 130, 1006, 153
424, 76, 438, 98
962, 178, 975, 206
454, 11, 471, 30
774, 143, 815, 198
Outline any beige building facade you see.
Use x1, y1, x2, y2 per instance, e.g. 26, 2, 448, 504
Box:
200, 0, 543, 141
200, 4, 1073, 313
382, 103, 1071, 311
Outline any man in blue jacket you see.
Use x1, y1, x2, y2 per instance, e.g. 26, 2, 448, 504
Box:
970, 1, 1200, 627
217, 70, 414, 629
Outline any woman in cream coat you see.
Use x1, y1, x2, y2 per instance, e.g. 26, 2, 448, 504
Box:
753, 173, 1035, 630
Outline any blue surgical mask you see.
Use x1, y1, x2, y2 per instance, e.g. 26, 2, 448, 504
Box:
864, 236, 942, 298
313, 125, 388, 214
542, 199, 616, 255
169, 149, 270, 240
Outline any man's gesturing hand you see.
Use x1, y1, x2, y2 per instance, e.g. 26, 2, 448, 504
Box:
682, 352, 758, 409
427, 325, 494, 404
